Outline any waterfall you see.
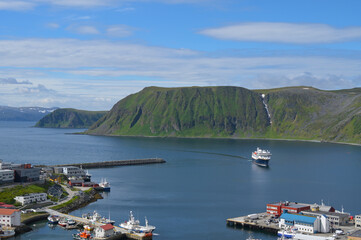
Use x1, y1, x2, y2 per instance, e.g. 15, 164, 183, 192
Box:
261, 94, 272, 124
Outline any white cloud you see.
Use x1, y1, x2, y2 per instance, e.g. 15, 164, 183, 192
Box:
0, 38, 360, 109
107, 25, 134, 38
67, 25, 100, 35
0, 1, 35, 11
17, 84, 56, 94
200, 22, 361, 44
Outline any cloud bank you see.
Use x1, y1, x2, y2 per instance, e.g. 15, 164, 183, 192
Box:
200, 22, 361, 44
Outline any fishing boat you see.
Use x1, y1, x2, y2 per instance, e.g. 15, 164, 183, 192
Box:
58, 218, 68, 227
252, 147, 271, 167
47, 215, 59, 224
67, 218, 76, 225
120, 211, 156, 234
99, 178, 110, 191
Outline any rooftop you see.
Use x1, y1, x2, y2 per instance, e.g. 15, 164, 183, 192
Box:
0, 209, 20, 215
302, 210, 349, 217
100, 224, 114, 231
281, 212, 317, 225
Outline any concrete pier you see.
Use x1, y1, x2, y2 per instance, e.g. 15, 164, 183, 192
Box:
36, 158, 166, 169
227, 213, 279, 234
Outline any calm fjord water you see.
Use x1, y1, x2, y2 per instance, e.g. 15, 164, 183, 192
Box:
1, 121, 360, 240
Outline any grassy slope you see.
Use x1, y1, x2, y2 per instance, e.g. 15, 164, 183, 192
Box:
88, 86, 270, 137
0, 182, 53, 204
35, 108, 107, 128
87, 86, 361, 144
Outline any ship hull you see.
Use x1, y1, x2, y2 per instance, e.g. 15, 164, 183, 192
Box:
252, 158, 269, 167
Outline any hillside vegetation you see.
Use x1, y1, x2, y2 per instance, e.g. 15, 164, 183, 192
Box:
35, 108, 107, 128
86, 86, 361, 144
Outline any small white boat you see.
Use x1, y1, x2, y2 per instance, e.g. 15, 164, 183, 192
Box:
99, 178, 110, 191
47, 215, 59, 224
0, 226, 15, 239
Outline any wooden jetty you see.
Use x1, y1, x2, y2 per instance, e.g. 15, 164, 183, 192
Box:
227, 213, 279, 234
36, 158, 166, 169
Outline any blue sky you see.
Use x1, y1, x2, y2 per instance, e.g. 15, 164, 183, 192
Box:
0, 0, 360, 110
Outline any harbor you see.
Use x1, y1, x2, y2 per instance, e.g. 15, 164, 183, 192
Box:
45, 208, 154, 240
227, 201, 361, 240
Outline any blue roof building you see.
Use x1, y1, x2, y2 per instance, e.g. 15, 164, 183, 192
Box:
279, 210, 322, 234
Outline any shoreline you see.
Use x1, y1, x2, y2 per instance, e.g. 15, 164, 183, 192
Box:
84, 132, 361, 147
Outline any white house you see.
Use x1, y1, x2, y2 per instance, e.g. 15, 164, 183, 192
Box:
0, 209, 21, 226
95, 224, 115, 238
14, 193, 47, 205
0, 170, 14, 183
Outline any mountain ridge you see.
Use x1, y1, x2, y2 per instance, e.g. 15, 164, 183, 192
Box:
86, 86, 361, 144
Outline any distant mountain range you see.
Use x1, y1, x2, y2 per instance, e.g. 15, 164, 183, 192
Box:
35, 108, 107, 128
0, 106, 58, 121
35, 86, 361, 144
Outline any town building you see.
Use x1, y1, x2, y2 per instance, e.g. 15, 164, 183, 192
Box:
47, 184, 63, 199
0, 169, 14, 183
310, 202, 335, 212
279, 211, 330, 234
14, 193, 47, 206
348, 230, 361, 240
94, 224, 115, 238
13, 166, 41, 182
356, 215, 361, 228
63, 166, 86, 178
0, 160, 21, 170
302, 210, 350, 226
267, 201, 311, 216
0, 209, 21, 227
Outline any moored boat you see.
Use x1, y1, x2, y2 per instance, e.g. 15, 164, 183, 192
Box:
99, 178, 110, 191
252, 147, 271, 167
47, 215, 59, 224
0, 226, 15, 239
120, 211, 156, 234
58, 218, 68, 227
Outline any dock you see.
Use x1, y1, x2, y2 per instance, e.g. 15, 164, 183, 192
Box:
227, 213, 279, 234
36, 158, 166, 169
45, 208, 152, 240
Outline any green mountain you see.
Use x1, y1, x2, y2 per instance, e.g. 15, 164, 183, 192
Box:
35, 108, 107, 128
86, 86, 361, 144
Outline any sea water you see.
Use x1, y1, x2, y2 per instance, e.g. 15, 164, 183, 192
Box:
0, 121, 360, 240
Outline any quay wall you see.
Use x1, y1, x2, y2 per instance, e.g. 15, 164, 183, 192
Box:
37, 158, 166, 169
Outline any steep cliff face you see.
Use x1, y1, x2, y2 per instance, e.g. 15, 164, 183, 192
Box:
35, 108, 107, 128
87, 86, 271, 137
260, 87, 361, 143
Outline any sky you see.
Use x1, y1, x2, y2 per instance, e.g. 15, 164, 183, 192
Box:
0, 0, 360, 110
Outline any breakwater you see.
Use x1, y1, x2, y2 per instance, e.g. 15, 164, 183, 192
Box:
36, 158, 166, 169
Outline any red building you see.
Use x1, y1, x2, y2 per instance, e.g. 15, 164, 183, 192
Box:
267, 201, 310, 216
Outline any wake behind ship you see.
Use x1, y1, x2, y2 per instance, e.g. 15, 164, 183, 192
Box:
252, 147, 271, 167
